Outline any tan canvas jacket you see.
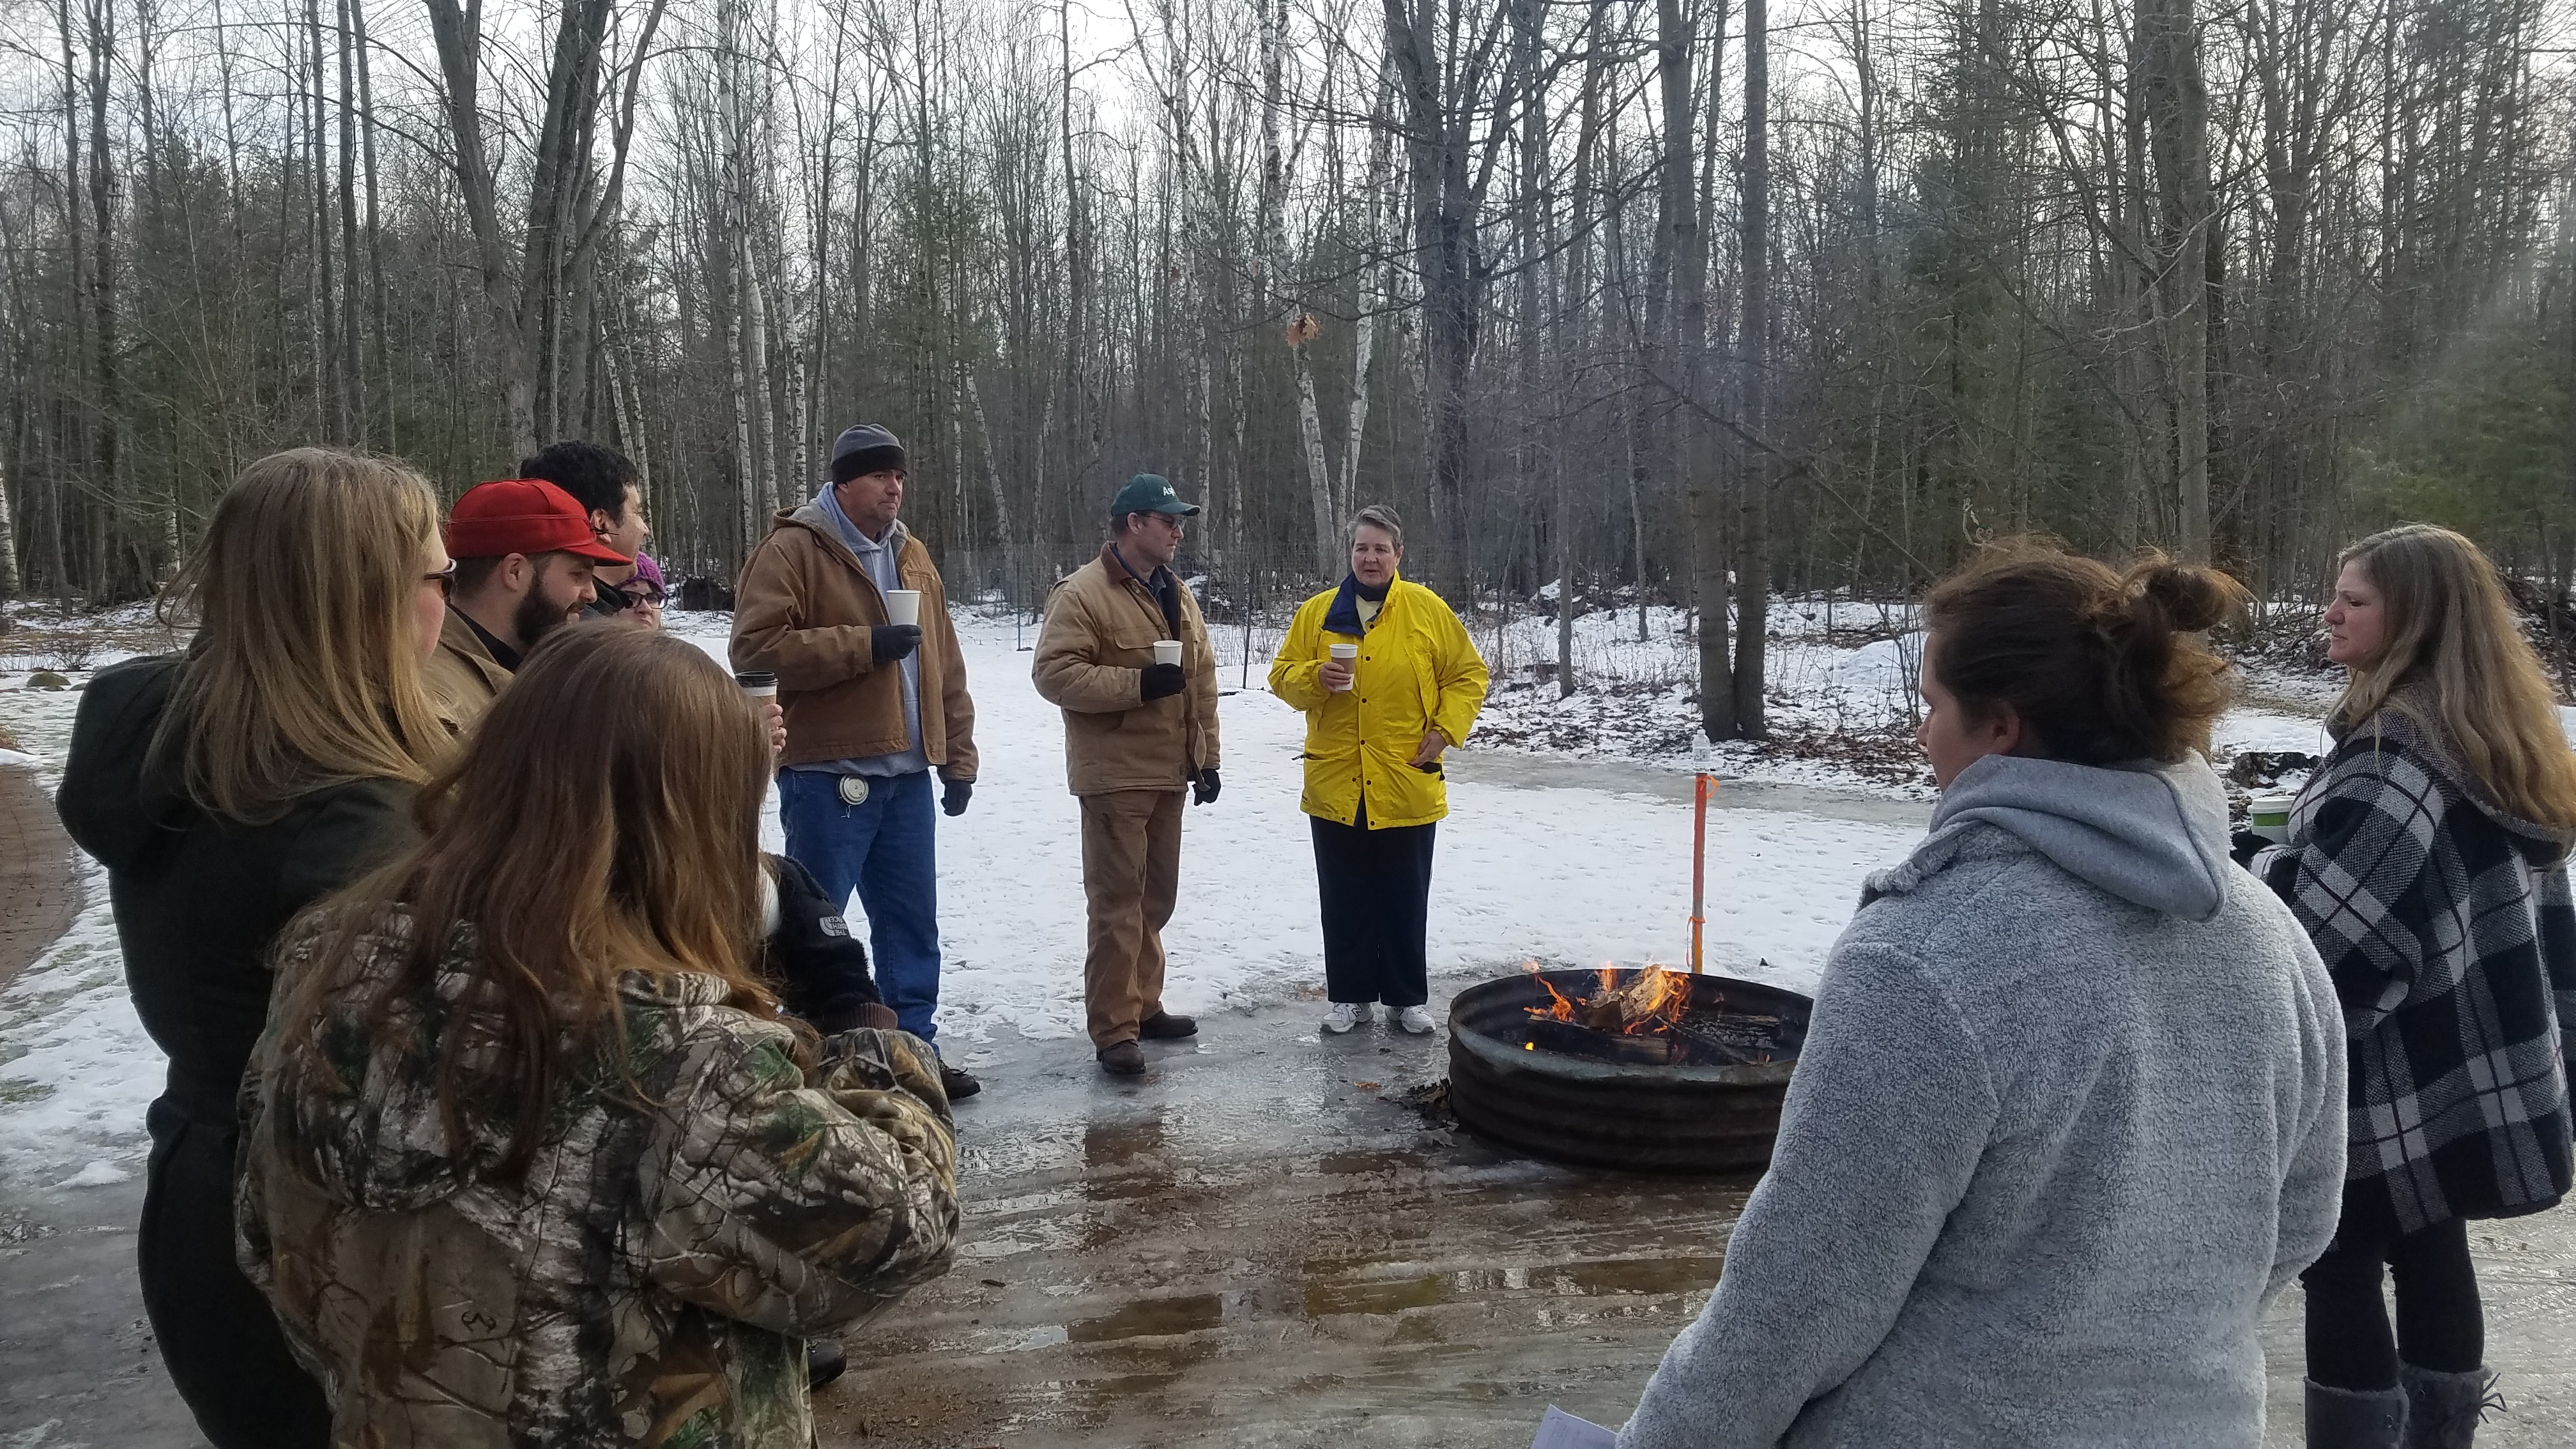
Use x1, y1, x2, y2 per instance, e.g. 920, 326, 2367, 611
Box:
420, 606, 511, 733
1030, 542, 1220, 795
730, 505, 978, 779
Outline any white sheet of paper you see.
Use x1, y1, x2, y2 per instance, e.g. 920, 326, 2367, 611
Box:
1531, 1405, 1618, 1449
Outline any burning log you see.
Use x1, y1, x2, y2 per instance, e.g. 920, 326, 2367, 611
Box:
1526, 962, 1703, 1037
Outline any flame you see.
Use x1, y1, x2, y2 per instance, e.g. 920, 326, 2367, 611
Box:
1616, 965, 1692, 1035
1522, 962, 1694, 1034
1531, 976, 1578, 1022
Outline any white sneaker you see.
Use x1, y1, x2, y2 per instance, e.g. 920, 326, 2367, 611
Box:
1322, 1002, 1368, 1034
1397, 1006, 1437, 1035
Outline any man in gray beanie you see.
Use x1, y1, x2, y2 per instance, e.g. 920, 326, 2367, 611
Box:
733, 422, 984, 1100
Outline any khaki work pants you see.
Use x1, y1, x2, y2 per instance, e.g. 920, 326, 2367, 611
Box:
1080, 788, 1186, 1046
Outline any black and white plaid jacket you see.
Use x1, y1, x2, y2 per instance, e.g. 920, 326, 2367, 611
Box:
2253, 703, 2576, 1239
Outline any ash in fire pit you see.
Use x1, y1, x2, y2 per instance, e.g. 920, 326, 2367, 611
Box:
1448, 966, 1812, 1173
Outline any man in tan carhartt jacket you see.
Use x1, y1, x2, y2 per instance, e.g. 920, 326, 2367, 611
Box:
1031, 473, 1222, 1076
733, 424, 981, 1100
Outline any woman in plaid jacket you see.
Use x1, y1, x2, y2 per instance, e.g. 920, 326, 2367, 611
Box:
2251, 525, 2576, 1447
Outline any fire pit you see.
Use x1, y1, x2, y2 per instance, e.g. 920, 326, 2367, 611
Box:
1447, 966, 1813, 1174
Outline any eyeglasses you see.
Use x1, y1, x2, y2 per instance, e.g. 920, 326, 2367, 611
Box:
425, 562, 456, 600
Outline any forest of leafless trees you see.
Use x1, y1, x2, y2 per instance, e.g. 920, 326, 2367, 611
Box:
0, 0, 2568, 737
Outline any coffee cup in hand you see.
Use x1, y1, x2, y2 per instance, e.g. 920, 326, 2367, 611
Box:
884, 589, 922, 627
735, 671, 778, 700
2248, 792, 2296, 845
1326, 641, 1358, 691
1153, 639, 1183, 668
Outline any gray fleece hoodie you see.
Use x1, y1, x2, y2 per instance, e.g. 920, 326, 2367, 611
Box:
1616, 754, 2347, 1449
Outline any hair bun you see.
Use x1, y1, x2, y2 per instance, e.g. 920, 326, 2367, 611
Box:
2128, 560, 2244, 635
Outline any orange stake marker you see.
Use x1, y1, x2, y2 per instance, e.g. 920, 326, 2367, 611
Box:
1690, 773, 1714, 974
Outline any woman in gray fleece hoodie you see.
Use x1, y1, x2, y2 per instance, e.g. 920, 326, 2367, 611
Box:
1616, 545, 2348, 1449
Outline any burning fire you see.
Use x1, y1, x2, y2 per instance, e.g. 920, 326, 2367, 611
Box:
1521, 960, 1697, 1036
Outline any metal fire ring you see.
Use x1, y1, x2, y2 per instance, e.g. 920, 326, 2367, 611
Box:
1446, 969, 1813, 1175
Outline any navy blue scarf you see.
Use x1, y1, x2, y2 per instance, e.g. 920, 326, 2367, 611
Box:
1322, 572, 1390, 636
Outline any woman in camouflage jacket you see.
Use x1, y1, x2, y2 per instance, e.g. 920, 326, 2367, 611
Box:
238, 624, 960, 1448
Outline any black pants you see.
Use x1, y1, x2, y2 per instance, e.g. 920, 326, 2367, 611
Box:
139, 1098, 333, 1448
2301, 1215, 2484, 1392
1312, 801, 1437, 1008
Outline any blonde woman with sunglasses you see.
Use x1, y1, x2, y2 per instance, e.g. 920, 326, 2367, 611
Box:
56, 448, 454, 1448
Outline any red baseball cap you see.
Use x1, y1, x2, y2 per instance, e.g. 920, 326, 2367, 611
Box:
443, 479, 632, 564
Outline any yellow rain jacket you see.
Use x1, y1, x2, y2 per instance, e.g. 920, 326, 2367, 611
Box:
1269, 575, 1490, 828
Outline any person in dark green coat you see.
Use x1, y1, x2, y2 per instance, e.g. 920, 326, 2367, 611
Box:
56, 448, 457, 1449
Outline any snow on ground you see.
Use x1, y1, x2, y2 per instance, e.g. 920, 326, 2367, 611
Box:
1464, 597, 2354, 797
0, 610, 1928, 1188
8, 585, 2536, 1189
664, 611, 1925, 1055
0, 667, 152, 1192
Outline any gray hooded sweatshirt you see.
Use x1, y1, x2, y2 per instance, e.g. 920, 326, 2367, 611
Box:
1617, 755, 2347, 1449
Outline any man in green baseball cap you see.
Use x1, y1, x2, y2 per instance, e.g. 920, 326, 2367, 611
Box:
1031, 474, 1222, 1076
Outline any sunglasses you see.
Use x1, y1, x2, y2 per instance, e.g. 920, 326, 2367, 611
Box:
425, 562, 457, 600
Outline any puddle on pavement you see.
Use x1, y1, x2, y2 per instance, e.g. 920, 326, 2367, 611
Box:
1083, 1112, 1169, 1170
1080, 1112, 1181, 1205
1305, 1275, 1445, 1317
1064, 1291, 1227, 1342
1315, 1147, 1423, 1176
1301, 1255, 1724, 1319
1552, 1255, 1722, 1294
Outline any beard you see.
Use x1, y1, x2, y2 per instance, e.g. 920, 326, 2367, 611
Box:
514, 575, 577, 648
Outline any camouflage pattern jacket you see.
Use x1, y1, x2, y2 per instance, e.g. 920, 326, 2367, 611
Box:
236, 914, 960, 1448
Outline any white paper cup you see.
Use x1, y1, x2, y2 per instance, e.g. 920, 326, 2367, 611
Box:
884, 589, 922, 626
1327, 641, 1356, 691
1153, 639, 1184, 668
2248, 792, 2296, 844
734, 670, 778, 700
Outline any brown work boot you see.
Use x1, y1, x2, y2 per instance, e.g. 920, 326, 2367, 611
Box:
1138, 1010, 1198, 1039
1097, 1039, 1146, 1075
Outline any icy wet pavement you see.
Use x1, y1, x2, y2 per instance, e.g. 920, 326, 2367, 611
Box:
816, 973, 1754, 1446
8, 973, 2576, 1445
813, 983, 2576, 1448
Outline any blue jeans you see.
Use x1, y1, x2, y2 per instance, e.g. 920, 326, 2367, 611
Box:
777, 768, 943, 1043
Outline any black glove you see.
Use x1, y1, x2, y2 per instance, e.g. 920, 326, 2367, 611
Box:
2230, 829, 2270, 868
1140, 662, 1186, 700
758, 854, 882, 1025
942, 779, 972, 816
1192, 768, 1220, 806
870, 624, 923, 663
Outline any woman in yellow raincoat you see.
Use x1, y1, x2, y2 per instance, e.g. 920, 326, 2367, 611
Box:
1269, 505, 1490, 1036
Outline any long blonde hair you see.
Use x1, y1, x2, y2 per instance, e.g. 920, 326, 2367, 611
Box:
2333, 524, 2576, 827
280, 625, 777, 1177
153, 448, 451, 822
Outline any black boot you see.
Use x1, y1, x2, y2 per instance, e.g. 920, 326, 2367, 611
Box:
806, 1339, 847, 1392
1138, 1010, 1197, 1039
2400, 1365, 2501, 1449
2306, 1379, 2407, 1448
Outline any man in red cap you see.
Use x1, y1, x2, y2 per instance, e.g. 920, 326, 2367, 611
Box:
423, 477, 631, 729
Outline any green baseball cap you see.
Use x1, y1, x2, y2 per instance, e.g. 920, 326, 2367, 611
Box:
1111, 473, 1201, 519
